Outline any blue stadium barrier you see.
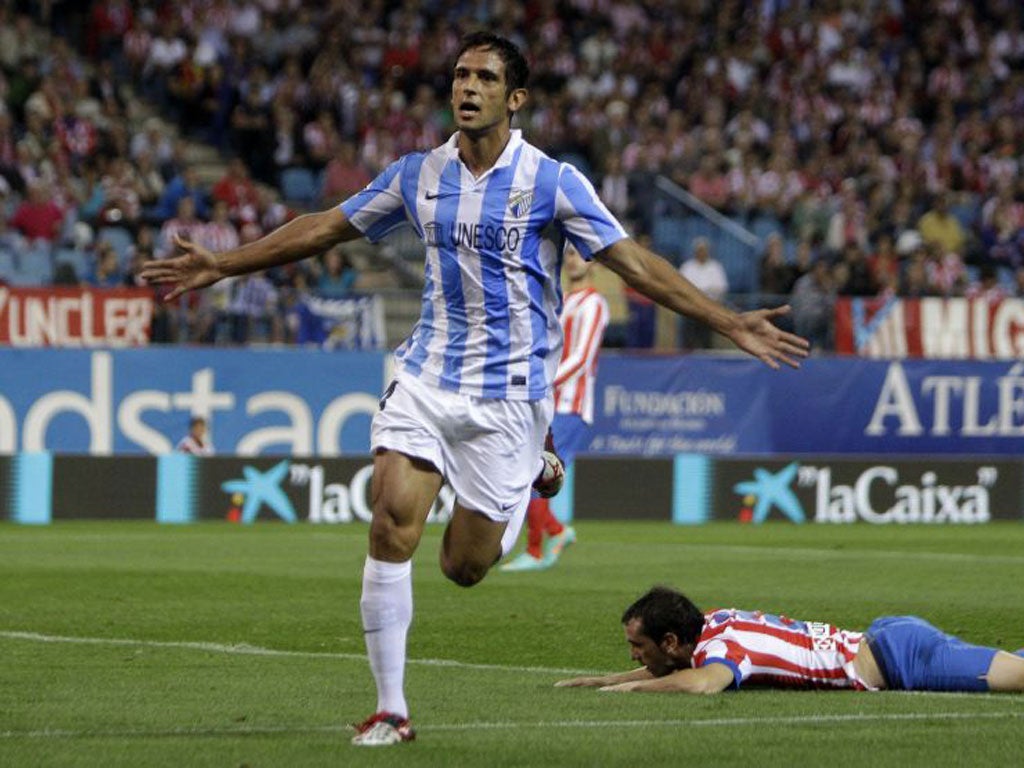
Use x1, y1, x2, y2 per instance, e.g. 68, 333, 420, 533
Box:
750, 214, 784, 241
555, 152, 593, 181
715, 238, 759, 293
652, 214, 760, 292
651, 216, 689, 262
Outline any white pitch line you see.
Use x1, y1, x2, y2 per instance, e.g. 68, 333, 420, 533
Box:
1, 631, 1019, 700
423, 710, 1024, 731
1, 711, 1022, 741
0, 630, 600, 676
2, 631, 1019, 707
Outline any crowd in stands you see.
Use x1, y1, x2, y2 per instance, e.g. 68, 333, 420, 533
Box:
1, 1, 1024, 350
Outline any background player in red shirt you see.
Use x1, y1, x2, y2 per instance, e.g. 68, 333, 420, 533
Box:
502, 243, 608, 571
557, 586, 1024, 694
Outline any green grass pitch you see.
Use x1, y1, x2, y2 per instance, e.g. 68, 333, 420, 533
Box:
1, 521, 1023, 767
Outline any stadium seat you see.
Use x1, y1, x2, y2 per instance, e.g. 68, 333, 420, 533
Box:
0, 248, 16, 282
11, 245, 54, 285
97, 226, 134, 264
54, 248, 93, 282
280, 167, 320, 207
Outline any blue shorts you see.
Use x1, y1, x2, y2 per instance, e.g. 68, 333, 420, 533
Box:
551, 413, 591, 468
865, 616, 998, 692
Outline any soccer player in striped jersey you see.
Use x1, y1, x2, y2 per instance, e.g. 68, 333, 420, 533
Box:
502, 243, 607, 571
175, 416, 213, 456
141, 32, 809, 747
556, 586, 1024, 694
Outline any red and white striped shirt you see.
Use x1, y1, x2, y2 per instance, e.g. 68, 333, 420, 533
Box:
553, 287, 608, 423
176, 435, 214, 455
692, 608, 870, 690
199, 220, 240, 254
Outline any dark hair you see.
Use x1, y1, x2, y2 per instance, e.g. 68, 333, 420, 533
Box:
621, 586, 705, 645
455, 31, 529, 94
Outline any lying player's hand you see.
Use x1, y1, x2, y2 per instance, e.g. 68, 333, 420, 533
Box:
554, 675, 612, 688
598, 681, 643, 692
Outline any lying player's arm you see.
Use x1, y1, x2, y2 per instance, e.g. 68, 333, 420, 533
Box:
595, 238, 809, 369
141, 207, 361, 300
598, 663, 735, 694
554, 666, 655, 688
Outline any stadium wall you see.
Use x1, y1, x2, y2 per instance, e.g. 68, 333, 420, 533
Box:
2, 348, 1021, 524
1, 349, 1022, 456
2, 453, 1022, 525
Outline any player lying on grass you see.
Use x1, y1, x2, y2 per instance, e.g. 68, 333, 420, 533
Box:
556, 586, 1024, 693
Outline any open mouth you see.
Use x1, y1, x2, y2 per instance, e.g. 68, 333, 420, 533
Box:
458, 102, 481, 117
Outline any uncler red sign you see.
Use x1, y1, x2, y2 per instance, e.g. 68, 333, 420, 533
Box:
0, 286, 153, 347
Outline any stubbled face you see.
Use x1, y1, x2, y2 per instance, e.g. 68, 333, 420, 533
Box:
624, 618, 680, 678
451, 47, 515, 136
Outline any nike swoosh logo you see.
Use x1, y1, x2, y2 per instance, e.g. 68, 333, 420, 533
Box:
425, 191, 442, 200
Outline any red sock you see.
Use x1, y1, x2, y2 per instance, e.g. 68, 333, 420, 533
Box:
526, 499, 546, 558
533, 498, 564, 538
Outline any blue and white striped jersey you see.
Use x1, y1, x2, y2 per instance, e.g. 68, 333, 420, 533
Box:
340, 130, 627, 400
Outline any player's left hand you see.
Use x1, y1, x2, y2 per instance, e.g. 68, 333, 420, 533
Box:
139, 234, 225, 301
728, 305, 810, 370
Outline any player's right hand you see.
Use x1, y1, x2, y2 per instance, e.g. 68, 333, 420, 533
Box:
140, 234, 224, 301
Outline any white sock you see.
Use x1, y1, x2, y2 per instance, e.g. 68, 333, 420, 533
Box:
360, 556, 413, 719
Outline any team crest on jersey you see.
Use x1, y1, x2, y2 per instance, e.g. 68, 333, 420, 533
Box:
508, 189, 534, 218
424, 221, 441, 246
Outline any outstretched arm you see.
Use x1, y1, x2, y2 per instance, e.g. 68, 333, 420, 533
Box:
595, 238, 810, 369
140, 207, 361, 300
599, 663, 735, 694
555, 666, 655, 688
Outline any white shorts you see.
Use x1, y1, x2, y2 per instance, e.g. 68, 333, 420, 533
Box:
371, 372, 553, 523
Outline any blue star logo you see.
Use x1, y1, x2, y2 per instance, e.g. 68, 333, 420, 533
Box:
221, 460, 297, 524
732, 462, 805, 524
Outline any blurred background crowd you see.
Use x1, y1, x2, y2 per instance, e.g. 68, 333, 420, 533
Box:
1, 0, 1023, 350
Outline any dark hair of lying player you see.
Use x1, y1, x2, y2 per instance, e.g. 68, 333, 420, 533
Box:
621, 586, 705, 646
